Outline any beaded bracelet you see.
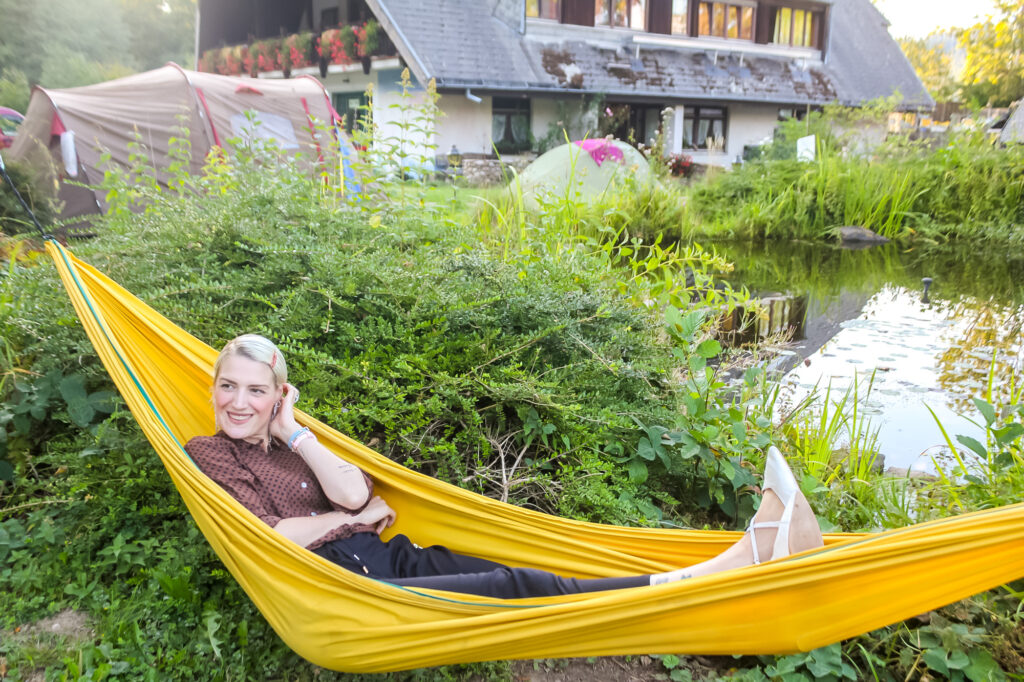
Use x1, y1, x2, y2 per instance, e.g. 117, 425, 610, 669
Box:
291, 431, 316, 451
287, 426, 314, 450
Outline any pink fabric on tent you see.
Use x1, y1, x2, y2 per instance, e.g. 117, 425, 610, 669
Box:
51, 113, 66, 136
573, 139, 624, 166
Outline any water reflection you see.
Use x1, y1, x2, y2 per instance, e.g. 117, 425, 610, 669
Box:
710, 240, 1024, 471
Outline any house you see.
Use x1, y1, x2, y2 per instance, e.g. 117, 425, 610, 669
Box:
195, 0, 932, 169
998, 103, 1024, 145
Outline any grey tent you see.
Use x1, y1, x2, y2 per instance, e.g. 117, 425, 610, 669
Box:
8, 63, 351, 229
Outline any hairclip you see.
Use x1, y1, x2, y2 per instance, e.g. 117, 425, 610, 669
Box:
269, 350, 277, 369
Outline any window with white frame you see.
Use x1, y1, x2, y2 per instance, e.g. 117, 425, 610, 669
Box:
683, 106, 726, 149
492, 98, 532, 154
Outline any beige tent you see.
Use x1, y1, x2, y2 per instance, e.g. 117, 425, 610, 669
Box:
8, 63, 346, 230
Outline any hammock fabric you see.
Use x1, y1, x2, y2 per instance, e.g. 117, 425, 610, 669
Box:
46, 239, 1024, 672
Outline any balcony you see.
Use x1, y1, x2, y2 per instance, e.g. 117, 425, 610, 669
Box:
198, 20, 398, 78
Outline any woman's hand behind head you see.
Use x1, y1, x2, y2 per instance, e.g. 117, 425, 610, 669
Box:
269, 382, 303, 445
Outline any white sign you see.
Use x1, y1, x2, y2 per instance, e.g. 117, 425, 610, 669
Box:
797, 134, 816, 162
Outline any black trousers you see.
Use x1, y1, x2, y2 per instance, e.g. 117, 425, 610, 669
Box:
312, 532, 649, 598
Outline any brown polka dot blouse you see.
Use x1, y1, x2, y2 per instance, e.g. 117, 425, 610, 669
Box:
184, 433, 376, 550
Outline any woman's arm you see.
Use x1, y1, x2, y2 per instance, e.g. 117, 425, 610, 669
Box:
274, 496, 396, 547
270, 384, 373, 510
293, 436, 372, 510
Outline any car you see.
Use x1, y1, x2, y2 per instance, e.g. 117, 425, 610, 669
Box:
0, 107, 25, 150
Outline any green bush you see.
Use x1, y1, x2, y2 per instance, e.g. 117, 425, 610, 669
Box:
0, 126, 776, 679
0, 67, 30, 113
1, 160, 57, 237
682, 112, 1024, 244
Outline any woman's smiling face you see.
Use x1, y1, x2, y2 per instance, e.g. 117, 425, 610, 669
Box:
213, 353, 282, 445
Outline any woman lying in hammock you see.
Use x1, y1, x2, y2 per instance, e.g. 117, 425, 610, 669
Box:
185, 334, 824, 599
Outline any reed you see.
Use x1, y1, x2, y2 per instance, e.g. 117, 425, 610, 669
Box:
681, 118, 1024, 245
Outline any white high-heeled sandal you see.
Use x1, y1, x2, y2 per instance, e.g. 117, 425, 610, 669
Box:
747, 446, 800, 564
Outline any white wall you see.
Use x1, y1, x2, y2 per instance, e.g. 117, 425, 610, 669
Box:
435, 94, 492, 155
726, 103, 780, 161
320, 69, 375, 102
531, 97, 561, 144
667, 102, 780, 167
317, 74, 786, 169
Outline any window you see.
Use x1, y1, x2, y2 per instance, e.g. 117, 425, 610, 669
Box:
683, 106, 726, 149
671, 0, 687, 34
333, 92, 370, 138
320, 7, 339, 29
492, 98, 531, 154
342, 0, 371, 24
594, 0, 646, 29
527, 0, 562, 20
772, 7, 821, 47
697, 1, 754, 40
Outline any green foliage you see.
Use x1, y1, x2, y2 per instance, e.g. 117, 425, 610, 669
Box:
0, 0, 195, 94
683, 113, 1024, 244
0, 160, 58, 236
899, 33, 960, 102
924, 358, 1024, 514
957, 0, 1024, 107
897, 2, 1024, 107
1, 84, 1021, 681
0, 67, 30, 112
535, 96, 602, 153
37, 45, 137, 90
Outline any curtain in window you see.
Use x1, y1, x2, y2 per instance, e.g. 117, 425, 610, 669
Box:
670, 0, 687, 33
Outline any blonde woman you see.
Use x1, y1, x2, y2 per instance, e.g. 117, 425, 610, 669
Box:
185, 334, 823, 598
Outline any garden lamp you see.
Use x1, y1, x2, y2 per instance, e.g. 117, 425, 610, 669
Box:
921, 277, 933, 304
447, 145, 462, 174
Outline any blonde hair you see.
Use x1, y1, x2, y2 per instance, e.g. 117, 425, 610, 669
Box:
214, 334, 288, 387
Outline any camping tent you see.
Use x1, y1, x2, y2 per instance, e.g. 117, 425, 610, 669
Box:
515, 139, 653, 208
7, 63, 353, 230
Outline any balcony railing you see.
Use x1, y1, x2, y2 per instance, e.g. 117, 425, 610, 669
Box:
199, 20, 398, 77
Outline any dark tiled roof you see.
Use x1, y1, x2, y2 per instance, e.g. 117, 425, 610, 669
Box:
825, 0, 933, 108
368, 0, 538, 88
367, 0, 932, 109
515, 40, 838, 104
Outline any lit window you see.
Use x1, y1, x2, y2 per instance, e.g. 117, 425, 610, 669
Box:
671, 0, 687, 34
683, 106, 726, 150
527, 0, 562, 20
595, 0, 646, 29
772, 7, 820, 48
697, 2, 754, 40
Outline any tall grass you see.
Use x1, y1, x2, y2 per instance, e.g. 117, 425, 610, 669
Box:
474, 163, 750, 316
681, 116, 1024, 244
780, 371, 880, 493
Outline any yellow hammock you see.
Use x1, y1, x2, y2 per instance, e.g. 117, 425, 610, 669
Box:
45, 239, 1024, 673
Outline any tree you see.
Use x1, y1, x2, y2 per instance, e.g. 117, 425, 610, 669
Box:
898, 33, 960, 102
0, 0, 194, 110
120, 0, 196, 71
957, 0, 1024, 107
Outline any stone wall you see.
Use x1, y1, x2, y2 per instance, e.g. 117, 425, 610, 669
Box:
461, 155, 535, 186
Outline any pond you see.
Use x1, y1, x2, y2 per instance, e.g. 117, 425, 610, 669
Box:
710, 240, 1024, 473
